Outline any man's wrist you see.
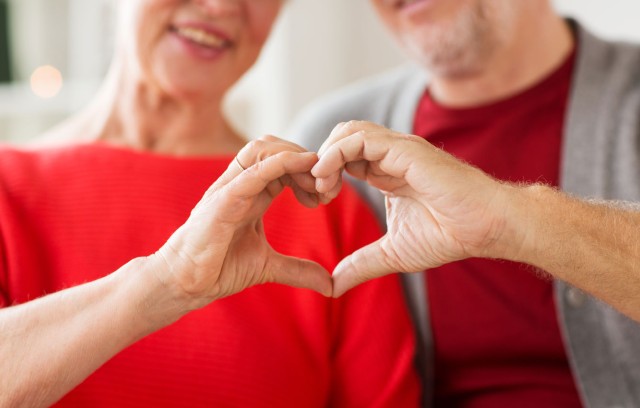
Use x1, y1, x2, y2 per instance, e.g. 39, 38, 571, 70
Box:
496, 183, 558, 267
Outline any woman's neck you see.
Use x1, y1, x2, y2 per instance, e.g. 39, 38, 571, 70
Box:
40, 59, 246, 157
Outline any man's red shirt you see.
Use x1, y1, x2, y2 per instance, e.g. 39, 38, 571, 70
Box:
413, 50, 583, 408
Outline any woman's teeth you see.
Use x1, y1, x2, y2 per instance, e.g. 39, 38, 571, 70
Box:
175, 27, 228, 48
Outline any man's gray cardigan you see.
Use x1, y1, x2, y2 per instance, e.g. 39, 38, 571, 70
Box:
289, 23, 640, 408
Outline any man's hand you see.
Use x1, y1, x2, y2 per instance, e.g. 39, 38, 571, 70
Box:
155, 136, 333, 311
313, 121, 517, 297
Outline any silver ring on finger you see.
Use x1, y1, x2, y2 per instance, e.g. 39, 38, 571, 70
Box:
234, 156, 246, 172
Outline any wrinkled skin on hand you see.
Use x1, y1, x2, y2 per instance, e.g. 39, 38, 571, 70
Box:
151, 125, 514, 303
155, 136, 333, 311
312, 121, 511, 297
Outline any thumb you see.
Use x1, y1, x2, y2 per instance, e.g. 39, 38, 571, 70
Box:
332, 235, 397, 298
266, 252, 333, 297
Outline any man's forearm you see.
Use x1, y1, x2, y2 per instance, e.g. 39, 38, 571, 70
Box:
501, 184, 640, 321
0, 256, 186, 407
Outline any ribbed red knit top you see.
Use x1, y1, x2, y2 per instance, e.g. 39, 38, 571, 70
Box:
0, 143, 419, 407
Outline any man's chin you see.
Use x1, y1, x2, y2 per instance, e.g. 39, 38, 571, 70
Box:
400, 31, 483, 78
396, 6, 499, 77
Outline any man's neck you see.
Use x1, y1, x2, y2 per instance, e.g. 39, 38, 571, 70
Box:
430, 10, 574, 108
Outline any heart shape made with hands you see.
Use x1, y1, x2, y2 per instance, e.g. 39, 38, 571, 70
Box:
223, 132, 414, 299
218, 121, 503, 300
217, 130, 434, 300
207, 134, 388, 300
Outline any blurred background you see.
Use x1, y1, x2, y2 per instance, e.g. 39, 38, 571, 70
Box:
0, 0, 639, 143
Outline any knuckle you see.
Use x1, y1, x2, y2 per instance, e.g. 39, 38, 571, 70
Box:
278, 150, 295, 160
403, 133, 426, 144
343, 120, 360, 131
246, 160, 265, 175
259, 134, 277, 142
242, 139, 265, 160
354, 129, 368, 138
251, 139, 267, 149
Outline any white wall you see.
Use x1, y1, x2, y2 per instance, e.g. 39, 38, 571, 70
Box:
225, 0, 405, 139
2, 0, 640, 142
0, 0, 110, 142
554, 0, 640, 42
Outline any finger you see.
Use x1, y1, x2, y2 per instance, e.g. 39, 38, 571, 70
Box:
240, 139, 319, 200
331, 236, 398, 298
214, 138, 312, 191
315, 169, 342, 195
266, 252, 333, 297
291, 188, 320, 208
347, 160, 409, 192
198, 152, 318, 222
243, 136, 309, 166
191, 152, 319, 226
209, 157, 248, 192
315, 124, 393, 194
344, 160, 369, 181
318, 121, 383, 156
226, 151, 318, 199
314, 131, 385, 179
315, 123, 367, 195
313, 131, 426, 192
318, 176, 343, 205
318, 121, 349, 156
290, 171, 318, 194
280, 174, 320, 208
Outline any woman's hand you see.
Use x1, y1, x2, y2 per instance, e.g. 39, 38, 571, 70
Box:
155, 136, 333, 311
312, 121, 513, 297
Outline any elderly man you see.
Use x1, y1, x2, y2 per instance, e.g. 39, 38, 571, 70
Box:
290, 0, 640, 407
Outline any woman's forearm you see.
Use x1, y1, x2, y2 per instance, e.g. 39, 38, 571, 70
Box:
0, 144, 330, 407
0, 256, 187, 407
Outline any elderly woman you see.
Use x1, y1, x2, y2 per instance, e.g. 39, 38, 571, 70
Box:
0, 0, 419, 407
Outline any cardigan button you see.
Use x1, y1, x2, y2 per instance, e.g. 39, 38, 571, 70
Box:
566, 287, 586, 308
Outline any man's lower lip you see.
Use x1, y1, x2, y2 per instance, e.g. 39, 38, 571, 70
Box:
171, 32, 228, 60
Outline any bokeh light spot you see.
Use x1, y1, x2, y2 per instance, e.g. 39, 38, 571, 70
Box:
30, 65, 63, 99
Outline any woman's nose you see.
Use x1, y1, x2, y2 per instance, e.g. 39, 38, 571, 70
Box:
194, 0, 242, 16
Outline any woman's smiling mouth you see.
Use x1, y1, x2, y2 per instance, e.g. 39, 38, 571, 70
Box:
173, 26, 230, 49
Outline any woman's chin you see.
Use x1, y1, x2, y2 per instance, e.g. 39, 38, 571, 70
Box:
152, 65, 234, 104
